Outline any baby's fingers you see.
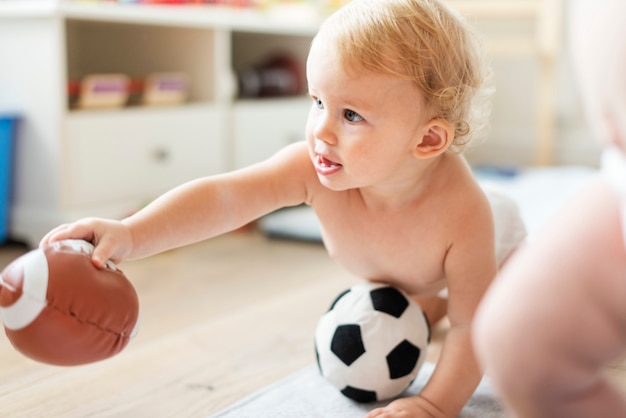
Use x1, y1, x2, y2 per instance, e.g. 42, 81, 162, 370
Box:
89, 235, 121, 269
39, 220, 97, 248
38, 219, 117, 268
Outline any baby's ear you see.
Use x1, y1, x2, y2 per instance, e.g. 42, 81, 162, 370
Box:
413, 118, 454, 159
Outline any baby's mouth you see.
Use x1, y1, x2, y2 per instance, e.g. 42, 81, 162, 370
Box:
315, 154, 343, 175
317, 155, 341, 168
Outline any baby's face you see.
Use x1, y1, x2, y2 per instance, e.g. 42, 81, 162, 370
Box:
304, 37, 432, 191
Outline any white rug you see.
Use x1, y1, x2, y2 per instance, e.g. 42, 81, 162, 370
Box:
209, 362, 507, 418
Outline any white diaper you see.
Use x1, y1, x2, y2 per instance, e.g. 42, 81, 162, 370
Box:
601, 146, 626, 244
484, 187, 527, 266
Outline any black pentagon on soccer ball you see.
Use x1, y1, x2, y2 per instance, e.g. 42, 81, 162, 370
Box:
341, 385, 378, 403
331, 324, 366, 366
370, 286, 409, 318
386, 339, 421, 379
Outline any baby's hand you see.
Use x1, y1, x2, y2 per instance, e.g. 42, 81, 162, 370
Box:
39, 217, 133, 268
365, 395, 446, 418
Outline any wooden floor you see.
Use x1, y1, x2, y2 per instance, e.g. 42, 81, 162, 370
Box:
0, 230, 624, 417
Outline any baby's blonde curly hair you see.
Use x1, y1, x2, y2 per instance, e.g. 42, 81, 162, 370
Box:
316, 0, 493, 152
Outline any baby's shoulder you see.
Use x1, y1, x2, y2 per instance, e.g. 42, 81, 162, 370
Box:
437, 155, 486, 202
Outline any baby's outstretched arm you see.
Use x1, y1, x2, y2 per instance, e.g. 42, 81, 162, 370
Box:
40, 142, 311, 266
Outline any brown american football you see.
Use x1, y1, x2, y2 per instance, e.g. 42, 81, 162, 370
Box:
0, 239, 139, 366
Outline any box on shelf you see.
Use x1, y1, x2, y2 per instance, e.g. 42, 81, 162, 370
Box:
0, 115, 17, 244
68, 72, 190, 109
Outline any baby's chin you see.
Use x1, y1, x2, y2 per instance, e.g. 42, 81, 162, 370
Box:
315, 173, 357, 192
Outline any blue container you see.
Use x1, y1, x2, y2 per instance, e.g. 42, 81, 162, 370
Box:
0, 116, 16, 243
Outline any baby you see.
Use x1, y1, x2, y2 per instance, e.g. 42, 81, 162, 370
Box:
473, 0, 626, 417
42, 0, 522, 416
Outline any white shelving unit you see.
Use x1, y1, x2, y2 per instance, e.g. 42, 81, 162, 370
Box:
0, 1, 316, 246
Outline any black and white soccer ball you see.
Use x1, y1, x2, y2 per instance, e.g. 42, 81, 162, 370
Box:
315, 282, 431, 403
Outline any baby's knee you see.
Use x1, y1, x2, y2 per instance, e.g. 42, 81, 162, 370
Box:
473, 294, 534, 386
473, 298, 508, 373
473, 291, 560, 402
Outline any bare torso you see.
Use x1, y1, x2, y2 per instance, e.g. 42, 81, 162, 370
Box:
306, 150, 485, 298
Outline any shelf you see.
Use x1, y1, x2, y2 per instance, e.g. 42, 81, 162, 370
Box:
63, 2, 320, 35
0, 1, 321, 34
0, 1, 58, 18
0, 0, 545, 28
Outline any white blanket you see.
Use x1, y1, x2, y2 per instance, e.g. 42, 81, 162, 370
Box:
209, 362, 507, 418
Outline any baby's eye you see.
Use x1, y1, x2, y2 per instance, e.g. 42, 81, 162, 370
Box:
313, 97, 324, 109
344, 109, 363, 122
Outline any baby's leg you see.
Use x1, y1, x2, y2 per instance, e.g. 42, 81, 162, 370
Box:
474, 177, 626, 418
